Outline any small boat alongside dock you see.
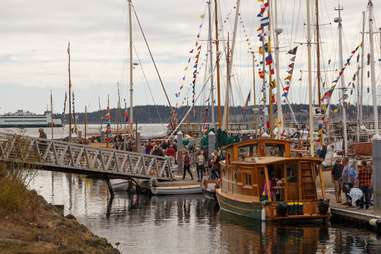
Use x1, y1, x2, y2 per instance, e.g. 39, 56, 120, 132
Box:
150, 179, 202, 195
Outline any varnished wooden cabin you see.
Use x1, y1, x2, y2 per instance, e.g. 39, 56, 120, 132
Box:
216, 138, 329, 222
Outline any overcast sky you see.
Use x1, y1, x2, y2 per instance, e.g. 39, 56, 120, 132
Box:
0, 0, 380, 114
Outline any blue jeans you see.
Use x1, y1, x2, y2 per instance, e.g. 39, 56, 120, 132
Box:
360, 186, 371, 209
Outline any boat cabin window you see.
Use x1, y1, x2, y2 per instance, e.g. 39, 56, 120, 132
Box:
238, 145, 257, 160
286, 163, 298, 183
265, 144, 285, 157
242, 172, 252, 186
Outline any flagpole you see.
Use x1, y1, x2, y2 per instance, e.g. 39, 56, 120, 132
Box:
98, 96, 102, 131
268, 0, 274, 137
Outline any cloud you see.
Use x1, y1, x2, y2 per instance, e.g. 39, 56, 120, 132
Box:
0, 0, 379, 114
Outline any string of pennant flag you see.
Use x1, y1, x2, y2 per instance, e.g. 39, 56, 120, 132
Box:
282, 46, 298, 101
320, 43, 362, 113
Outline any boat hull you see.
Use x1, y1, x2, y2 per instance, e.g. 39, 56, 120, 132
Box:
151, 185, 202, 195
216, 189, 262, 219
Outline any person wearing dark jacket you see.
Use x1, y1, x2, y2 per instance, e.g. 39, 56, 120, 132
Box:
332, 159, 343, 203
182, 150, 193, 180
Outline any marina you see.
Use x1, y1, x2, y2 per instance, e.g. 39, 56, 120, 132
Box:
1, 0, 381, 253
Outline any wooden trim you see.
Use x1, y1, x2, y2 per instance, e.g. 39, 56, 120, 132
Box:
264, 166, 272, 202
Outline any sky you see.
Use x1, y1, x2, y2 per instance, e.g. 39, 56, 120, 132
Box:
0, 0, 380, 114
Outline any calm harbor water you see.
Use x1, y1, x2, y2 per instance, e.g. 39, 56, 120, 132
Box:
29, 171, 381, 254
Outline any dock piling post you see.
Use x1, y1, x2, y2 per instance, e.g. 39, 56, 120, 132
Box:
208, 131, 216, 159
106, 178, 115, 199
372, 137, 381, 213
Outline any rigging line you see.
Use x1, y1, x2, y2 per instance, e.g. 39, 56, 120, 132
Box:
131, 2, 172, 108
169, 68, 214, 137
132, 45, 163, 123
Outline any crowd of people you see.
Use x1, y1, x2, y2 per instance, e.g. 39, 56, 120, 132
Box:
332, 157, 373, 209
143, 139, 222, 182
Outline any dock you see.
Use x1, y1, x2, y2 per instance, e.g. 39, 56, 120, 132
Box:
325, 189, 381, 234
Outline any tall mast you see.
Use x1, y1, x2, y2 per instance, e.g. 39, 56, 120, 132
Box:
208, 0, 215, 128
251, 51, 257, 131
368, 0, 379, 137
335, 5, 348, 156
128, 0, 134, 130
67, 42, 72, 142
356, 67, 361, 142
50, 90, 54, 139
98, 96, 102, 130
224, 33, 230, 129
273, 0, 283, 136
306, 0, 314, 156
84, 105, 88, 140
223, 0, 240, 130
117, 82, 121, 132
267, 0, 274, 137
315, 0, 322, 106
360, 11, 366, 126
214, 0, 222, 129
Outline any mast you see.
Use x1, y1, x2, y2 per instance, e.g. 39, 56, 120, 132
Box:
50, 90, 54, 139
128, 0, 134, 130
84, 105, 88, 140
251, 51, 257, 131
214, 0, 222, 129
223, 0, 240, 130
335, 5, 348, 156
224, 33, 230, 129
360, 11, 365, 127
273, 0, 283, 136
356, 67, 361, 142
315, 0, 322, 106
67, 42, 72, 142
368, 0, 379, 137
117, 82, 121, 132
98, 96, 102, 130
267, 0, 274, 137
208, 0, 215, 128
306, 0, 314, 156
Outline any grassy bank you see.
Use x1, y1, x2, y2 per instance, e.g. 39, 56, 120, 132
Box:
0, 163, 120, 254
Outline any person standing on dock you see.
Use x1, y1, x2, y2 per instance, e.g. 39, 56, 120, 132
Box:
195, 150, 205, 182
358, 160, 372, 209
38, 128, 47, 139
182, 150, 193, 180
332, 158, 344, 203
341, 158, 357, 206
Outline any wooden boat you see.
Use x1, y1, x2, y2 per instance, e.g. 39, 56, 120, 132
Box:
150, 180, 202, 195
216, 138, 329, 222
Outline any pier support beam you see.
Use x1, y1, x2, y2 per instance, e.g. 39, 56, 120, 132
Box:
372, 137, 381, 213
106, 178, 115, 199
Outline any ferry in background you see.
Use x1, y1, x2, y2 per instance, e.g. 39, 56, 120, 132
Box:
0, 110, 63, 128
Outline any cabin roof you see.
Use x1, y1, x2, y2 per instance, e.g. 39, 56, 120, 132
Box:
223, 138, 291, 150
231, 156, 321, 165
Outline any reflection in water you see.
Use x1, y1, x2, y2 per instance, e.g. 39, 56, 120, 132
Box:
29, 171, 381, 254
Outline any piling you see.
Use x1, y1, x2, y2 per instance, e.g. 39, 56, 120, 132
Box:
372, 136, 381, 212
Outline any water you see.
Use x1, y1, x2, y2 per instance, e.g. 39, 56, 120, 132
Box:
0, 123, 168, 139
29, 171, 381, 254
